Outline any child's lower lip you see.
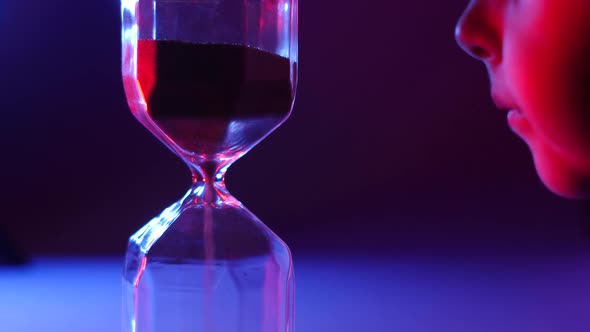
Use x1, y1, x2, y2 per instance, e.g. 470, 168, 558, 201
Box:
507, 109, 532, 139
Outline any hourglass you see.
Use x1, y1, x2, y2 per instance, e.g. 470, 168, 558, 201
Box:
120, 0, 297, 331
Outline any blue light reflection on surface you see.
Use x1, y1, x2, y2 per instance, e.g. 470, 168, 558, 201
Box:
1, 255, 590, 332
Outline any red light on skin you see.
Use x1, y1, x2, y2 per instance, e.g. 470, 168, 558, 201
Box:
455, 0, 590, 199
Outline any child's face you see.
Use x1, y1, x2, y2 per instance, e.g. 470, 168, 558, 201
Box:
455, 0, 590, 198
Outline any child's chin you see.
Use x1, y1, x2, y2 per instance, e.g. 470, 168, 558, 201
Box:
531, 142, 590, 199
542, 177, 590, 200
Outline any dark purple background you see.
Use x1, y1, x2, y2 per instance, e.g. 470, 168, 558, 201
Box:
0, 0, 588, 256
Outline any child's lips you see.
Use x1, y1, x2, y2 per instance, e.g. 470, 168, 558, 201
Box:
490, 90, 532, 138
507, 109, 532, 139
491, 88, 518, 112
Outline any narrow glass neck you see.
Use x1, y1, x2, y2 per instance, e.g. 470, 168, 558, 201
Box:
188, 163, 237, 206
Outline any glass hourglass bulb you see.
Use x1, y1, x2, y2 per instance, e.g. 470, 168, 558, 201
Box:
120, 0, 298, 331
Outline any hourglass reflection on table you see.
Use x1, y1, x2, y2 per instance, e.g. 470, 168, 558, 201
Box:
121, 0, 298, 331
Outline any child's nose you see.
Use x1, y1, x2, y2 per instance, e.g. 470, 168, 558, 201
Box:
455, 0, 501, 63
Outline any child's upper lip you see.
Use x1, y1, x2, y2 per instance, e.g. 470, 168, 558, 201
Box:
491, 89, 519, 112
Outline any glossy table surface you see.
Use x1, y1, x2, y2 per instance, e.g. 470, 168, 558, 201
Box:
1, 253, 589, 332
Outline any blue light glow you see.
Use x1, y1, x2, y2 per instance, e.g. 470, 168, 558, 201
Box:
277, 2, 291, 57
4, 255, 590, 332
129, 197, 185, 254
153, 0, 157, 39
193, 184, 205, 196
121, 0, 136, 14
